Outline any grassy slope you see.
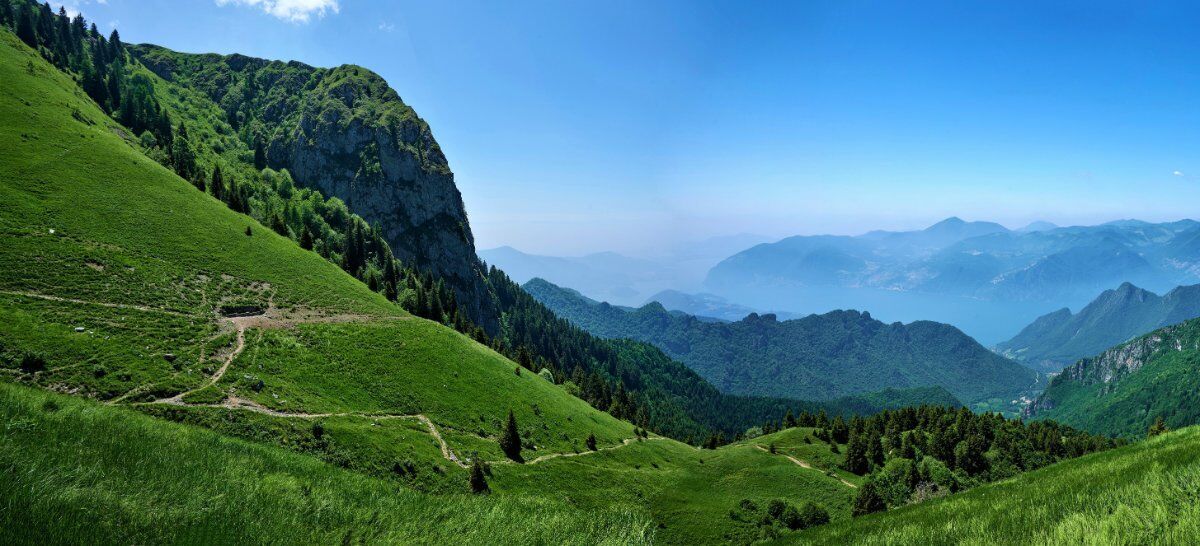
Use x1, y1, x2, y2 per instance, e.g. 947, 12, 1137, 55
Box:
0, 28, 858, 541
0, 22, 633, 463
791, 426, 1200, 545
0, 382, 650, 545
491, 433, 857, 545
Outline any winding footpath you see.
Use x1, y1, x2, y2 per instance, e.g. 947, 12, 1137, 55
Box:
754, 444, 858, 488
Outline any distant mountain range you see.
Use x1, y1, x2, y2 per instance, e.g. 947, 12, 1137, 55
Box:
524, 278, 1039, 410
479, 234, 769, 306
642, 290, 798, 322
703, 217, 1200, 344
1025, 317, 1200, 438
997, 282, 1200, 373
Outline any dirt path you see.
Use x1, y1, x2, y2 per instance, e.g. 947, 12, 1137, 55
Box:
490, 436, 669, 466
0, 290, 190, 316
416, 414, 466, 467
144, 396, 468, 468
754, 445, 858, 488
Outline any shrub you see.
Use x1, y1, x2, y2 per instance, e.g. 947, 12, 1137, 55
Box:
586, 433, 597, 451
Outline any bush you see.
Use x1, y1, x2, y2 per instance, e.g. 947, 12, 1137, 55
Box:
18, 352, 46, 374
796, 501, 830, 528
586, 433, 597, 451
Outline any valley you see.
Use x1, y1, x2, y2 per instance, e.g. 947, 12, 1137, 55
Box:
2, 2, 1200, 545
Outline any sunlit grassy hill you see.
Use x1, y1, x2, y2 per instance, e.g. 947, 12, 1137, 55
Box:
790, 425, 1200, 544
0, 27, 860, 542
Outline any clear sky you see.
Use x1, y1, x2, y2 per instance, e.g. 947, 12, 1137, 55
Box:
59, 0, 1200, 254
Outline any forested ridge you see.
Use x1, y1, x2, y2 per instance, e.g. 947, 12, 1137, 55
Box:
524, 277, 1039, 410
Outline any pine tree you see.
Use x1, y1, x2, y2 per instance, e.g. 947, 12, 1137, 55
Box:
210, 166, 224, 200
467, 459, 489, 494
499, 409, 522, 462
784, 409, 797, 429
16, 4, 36, 47
299, 226, 314, 251
866, 432, 885, 468
253, 138, 267, 169
107, 28, 121, 59
586, 433, 597, 451
843, 434, 869, 475
1, 0, 14, 28
851, 481, 886, 516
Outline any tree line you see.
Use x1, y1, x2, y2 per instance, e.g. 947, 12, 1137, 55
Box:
759, 405, 1123, 517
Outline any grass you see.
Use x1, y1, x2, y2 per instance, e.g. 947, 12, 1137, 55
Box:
739, 427, 864, 487
0, 382, 652, 545
0, 27, 858, 543
490, 434, 856, 544
790, 426, 1200, 544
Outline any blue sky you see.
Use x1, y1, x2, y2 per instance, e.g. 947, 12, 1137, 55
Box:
60, 0, 1200, 254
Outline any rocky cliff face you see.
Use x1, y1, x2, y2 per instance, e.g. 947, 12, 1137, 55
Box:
1024, 322, 1200, 417
133, 49, 496, 328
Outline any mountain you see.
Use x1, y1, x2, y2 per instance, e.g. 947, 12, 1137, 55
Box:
478, 234, 772, 307
997, 282, 1200, 372
0, 10, 1139, 543
524, 279, 1039, 410
130, 44, 497, 327
1018, 220, 1058, 232
704, 217, 1200, 344
478, 246, 667, 305
0, 23, 862, 542
642, 289, 798, 322
1024, 317, 1200, 438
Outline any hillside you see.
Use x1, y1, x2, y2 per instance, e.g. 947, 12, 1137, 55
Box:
997, 282, 1200, 372
0, 0, 880, 442
0, 22, 887, 543
0, 382, 651, 545
793, 425, 1200, 544
703, 217, 1200, 344
525, 278, 1037, 411
1024, 317, 1200, 438
128, 43, 497, 327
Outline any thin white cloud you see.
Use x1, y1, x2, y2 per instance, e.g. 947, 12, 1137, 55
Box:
378, 21, 395, 32
1173, 170, 1185, 177
215, 0, 339, 24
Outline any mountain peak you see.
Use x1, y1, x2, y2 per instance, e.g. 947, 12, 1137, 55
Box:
926, 217, 966, 230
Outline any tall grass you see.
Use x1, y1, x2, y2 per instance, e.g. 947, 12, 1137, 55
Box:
0, 383, 652, 545
792, 427, 1200, 544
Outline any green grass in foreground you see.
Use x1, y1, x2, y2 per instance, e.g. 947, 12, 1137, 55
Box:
791, 425, 1200, 544
491, 432, 856, 544
0, 382, 652, 545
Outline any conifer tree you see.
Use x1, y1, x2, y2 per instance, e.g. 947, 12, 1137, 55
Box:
210, 165, 224, 200
851, 481, 886, 516
253, 138, 267, 169
468, 459, 489, 494
843, 434, 869, 475
866, 431, 885, 468
0, 0, 12, 28
16, 4, 36, 47
499, 409, 522, 462
299, 226, 314, 251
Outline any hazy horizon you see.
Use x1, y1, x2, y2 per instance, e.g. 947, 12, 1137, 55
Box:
68, 0, 1200, 256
